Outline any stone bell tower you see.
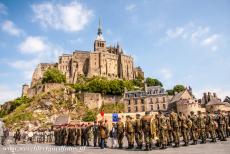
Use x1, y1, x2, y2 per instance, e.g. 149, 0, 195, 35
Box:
94, 18, 106, 52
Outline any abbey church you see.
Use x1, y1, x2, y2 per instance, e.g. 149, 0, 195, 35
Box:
31, 20, 144, 86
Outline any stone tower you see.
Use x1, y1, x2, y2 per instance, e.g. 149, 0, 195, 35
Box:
22, 84, 29, 97
94, 19, 106, 51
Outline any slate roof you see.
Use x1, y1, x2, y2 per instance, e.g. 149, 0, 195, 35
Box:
170, 90, 186, 103
206, 98, 229, 106
224, 96, 230, 103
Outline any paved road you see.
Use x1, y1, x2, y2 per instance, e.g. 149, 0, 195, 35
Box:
1, 140, 230, 154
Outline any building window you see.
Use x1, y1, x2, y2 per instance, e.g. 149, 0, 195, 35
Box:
135, 106, 138, 112
128, 107, 131, 112
141, 99, 144, 104
163, 97, 165, 103
156, 98, 159, 103
157, 104, 160, 110
134, 99, 138, 105
128, 100, 131, 105
150, 98, 153, 104
142, 106, 145, 112
163, 104, 166, 109
151, 105, 153, 110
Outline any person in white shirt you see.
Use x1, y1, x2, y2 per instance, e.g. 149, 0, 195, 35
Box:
0, 119, 5, 145
110, 123, 118, 148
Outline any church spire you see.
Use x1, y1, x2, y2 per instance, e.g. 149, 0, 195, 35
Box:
98, 18, 102, 36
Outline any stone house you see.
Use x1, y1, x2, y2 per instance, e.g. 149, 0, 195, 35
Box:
124, 86, 172, 113
167, 89, 194, 112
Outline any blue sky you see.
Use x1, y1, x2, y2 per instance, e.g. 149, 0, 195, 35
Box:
0, 0, 230, 103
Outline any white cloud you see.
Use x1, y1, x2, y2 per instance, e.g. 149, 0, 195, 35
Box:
31, 1, 93, 32
166, 27, 184, 38
164, 23, 221, 51
191, 26, 210, 41
18, 36, 48, 54
159, 68, 172, 79
0, 85, 19, 104
125, 4, 136, 12
201, 34, 220, 51
0, 2, 7, 15
202, 34, 219, 46
1, 20, 23, 36
10, 36, 64, 81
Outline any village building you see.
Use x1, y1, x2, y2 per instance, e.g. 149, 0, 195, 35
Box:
124, 85, 172, 113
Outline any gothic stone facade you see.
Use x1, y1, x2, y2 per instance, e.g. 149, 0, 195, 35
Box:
31, 22, 143, 86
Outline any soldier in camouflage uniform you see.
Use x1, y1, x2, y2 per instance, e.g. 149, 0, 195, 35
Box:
117, 117, 124, 149
179, 112, 189, 146
141, 111, 153, 151
186, 115, 192, 142
133, 114, 143, 149
169, 111, 180, 147
217, 110, 227, 141
165, 113, 173, 146
197, 111, 206, 144
76, 124, 81, 146
125, 116, 134, 149
227, 111, 230, 137
104, 120, 109, 148
93, 121, 99, 147
67, 125, 72, 146
99, 120, 107, 149
206, 111, 216, 142
60, 125, 65, 145
190, 111, 198, 145
54, 128, 57, 145
224, 112, 229, 138
158, 111, 167, 149
64, 125, 69, 145
71, 125, 77, 146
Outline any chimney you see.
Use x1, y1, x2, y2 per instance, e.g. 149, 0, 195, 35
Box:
144, 82, 148, 92
208, 92, 211, 102
203, 93, 207, 104
213, 92, 217, 98
188, 86, 192, 94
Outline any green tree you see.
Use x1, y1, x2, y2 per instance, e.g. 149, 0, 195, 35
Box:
108, 80, 125, 95
88, 77, 109, 94
166, 89, 174, 95
173, 84, 185, 93
42, 68, 66, 84
9, 96, 31, 113
73, 76, 135, 96
82, 110, 97, 122
0, 96, 31, 118
145, 77, 163, 87
124, 80, 134, 91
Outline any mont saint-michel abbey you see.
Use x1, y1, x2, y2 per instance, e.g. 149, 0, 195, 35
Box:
31, 21, 144, 86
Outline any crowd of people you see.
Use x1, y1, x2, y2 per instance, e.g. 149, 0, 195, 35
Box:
54, 110, 230, 151
13, 129, 54, 144
0, 120, 54, 146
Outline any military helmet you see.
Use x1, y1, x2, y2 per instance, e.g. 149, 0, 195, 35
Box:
136, 114, 141, 117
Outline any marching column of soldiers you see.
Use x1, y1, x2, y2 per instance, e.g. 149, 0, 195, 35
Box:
54, 110, 230, 151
